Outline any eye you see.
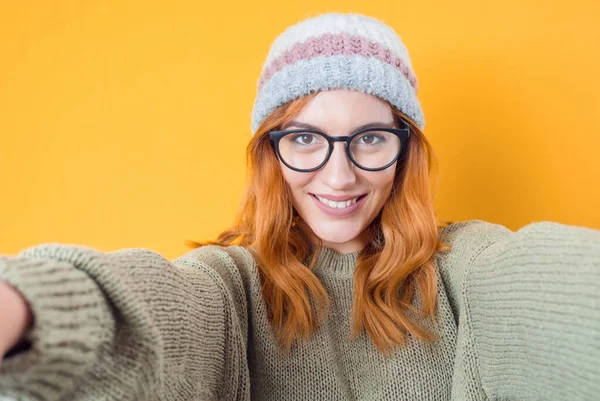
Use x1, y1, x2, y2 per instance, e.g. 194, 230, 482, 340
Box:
291, 133, 320, 145
356, 133, 385, 145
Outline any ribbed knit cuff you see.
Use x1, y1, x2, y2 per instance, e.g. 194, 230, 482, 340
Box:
0, 250, 113, 401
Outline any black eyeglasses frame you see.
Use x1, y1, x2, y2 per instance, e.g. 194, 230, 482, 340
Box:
268, 124, 411, 173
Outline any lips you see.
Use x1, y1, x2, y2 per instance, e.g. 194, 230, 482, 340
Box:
311, 193, 366, 202
309, 193, 367, 217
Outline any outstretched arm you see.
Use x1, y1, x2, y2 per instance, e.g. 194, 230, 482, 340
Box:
0, 244, 248, 401
468, 222, 600, 400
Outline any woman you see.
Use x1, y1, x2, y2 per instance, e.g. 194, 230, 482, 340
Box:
0, 12, 598, 401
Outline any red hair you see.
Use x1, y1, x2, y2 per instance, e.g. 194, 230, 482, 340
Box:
190, 92, 451, 353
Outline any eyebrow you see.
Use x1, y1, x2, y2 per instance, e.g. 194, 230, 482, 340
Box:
281, 120, 396, 132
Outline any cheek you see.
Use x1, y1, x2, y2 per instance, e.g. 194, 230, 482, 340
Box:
382, 172, 396, 193
380, 173, 396, 198
358, 169, 396, 195
280, 164, 315, 200
365, 172, 396, 209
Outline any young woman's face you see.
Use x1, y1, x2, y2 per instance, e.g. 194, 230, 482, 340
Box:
279, 89, 397, 254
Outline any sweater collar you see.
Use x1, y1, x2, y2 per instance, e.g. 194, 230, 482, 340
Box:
311, 246, 360, 278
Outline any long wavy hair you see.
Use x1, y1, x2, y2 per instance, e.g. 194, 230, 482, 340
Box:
190, 92, 452, 353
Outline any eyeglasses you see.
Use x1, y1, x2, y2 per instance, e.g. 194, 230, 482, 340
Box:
269, 122, 410, 172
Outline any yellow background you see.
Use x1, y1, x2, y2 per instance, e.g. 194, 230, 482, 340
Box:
1, 1, 599, 259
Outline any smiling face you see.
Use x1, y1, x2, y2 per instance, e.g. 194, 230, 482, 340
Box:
278, 89, 398, 254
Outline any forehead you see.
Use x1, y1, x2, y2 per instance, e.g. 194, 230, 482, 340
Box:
292, 89, 394, 131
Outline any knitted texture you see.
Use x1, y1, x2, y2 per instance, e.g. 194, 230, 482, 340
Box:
1, 220, 599, 400
251, 13, 425, 134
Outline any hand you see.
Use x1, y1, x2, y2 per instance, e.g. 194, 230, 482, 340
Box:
0, 280, 32, 361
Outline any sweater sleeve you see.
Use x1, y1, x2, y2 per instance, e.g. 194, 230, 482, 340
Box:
0, 244, 249, 401
440, 220, 600, 401
467, 221, 600, 400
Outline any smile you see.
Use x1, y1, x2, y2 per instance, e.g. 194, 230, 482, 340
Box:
309, 193, 368, 217
315, 195, 360, 209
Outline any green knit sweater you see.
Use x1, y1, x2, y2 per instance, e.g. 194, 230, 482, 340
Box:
0, 219, 599, 400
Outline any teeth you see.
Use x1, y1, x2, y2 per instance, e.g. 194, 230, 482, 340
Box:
315, 195, 360, 209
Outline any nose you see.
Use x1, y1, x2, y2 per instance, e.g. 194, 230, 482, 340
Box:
319, 142, 356, 189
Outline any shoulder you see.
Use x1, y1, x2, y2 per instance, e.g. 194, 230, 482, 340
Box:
174, 245, 257, 286
439, 219, 599, 263
438, 219, 513, 263
435, 220, 513, 308
173, 245, 259, 320
434, 218, 599, 277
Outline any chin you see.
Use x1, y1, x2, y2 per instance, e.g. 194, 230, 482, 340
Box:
312, 224, 363, 245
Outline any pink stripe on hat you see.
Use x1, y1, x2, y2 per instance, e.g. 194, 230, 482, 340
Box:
257, 32, 418, 92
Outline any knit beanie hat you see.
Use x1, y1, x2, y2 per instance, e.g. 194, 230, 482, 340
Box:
251, 13, 424, 134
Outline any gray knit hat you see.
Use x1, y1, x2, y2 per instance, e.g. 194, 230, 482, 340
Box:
251, 13, 424, 134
